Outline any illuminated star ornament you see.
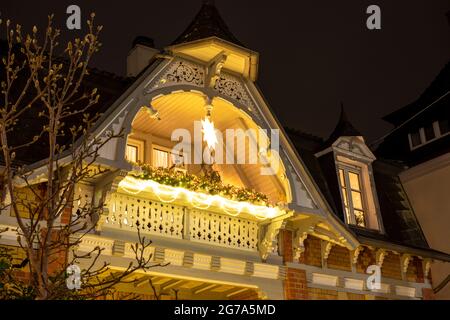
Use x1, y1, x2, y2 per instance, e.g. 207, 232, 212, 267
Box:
201, 117, 218, 150
201, 102, 218, 150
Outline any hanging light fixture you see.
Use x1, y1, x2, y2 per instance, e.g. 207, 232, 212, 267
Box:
144, 103, 160, 120
201, 101, 218, 150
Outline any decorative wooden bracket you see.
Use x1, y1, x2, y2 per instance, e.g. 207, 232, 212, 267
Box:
144, 103, 160, 120
322, 241, 335, 261
376, 249, 388, 267
206, 51, 227, 88
292, 221, 317, 260
93, 169, 129, 231
352, 246, 363, 264
423, 258, 432, 278
293, 231, 308, 260
401, 254, 412, 274
259, 212, 293, 261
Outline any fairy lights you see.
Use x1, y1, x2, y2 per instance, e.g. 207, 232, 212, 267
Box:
119, 176, 281, 220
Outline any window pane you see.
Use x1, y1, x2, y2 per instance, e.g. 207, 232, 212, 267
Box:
153, 149, 169, 168
410, 131, 421, 147
344, 207, 351, 224
341, 187, 348, 206
439, 119, 449, 135
126, 145, 138, 163
338, 169, 345, 187
348, 172, 361, 191
424, 124, 435, 141
354, 210, 366, 227
351, 191, 364, 210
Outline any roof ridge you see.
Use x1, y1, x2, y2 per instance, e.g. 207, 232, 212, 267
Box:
284, 127, 324, 143
382, 59, 450, 125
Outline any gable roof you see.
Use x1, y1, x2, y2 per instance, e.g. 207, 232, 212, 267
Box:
383, 60, 450, 126
375, 60, 450, 166
172, 0, 245, 47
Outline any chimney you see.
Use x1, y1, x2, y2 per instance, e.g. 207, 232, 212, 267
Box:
127, 36, 159, 77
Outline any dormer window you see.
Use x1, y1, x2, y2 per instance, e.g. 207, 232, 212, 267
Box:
334, 153, 383, 232
315, 106, 384, 232
338, 166, 366, 227
408, 120, 450, 150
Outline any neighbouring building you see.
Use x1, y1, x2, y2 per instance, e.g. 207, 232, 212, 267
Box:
376, 60, 450, 299
1, 0, 449, 300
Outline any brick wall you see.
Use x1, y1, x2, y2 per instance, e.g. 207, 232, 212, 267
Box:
284, 268, 308, 300
281, 240, 431, 300
307, 287, 338, 300
346, 292, 366, 300
60, 206, 73, 225
356, 247, 376, 273
327, 245, 351, 272
0, 245, 30, 283
281, 230, 293, 263
381, 253, 402, 280
300, 236, 322, 267
422, 288, 435, 300
406, 257, 424, 283
13, 185, 44, 219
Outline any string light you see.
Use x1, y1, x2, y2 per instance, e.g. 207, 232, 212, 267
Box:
119, 176, 281, 220
132, 164, 269, 204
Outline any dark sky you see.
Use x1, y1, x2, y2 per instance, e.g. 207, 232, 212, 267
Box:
2, 0, 450, 142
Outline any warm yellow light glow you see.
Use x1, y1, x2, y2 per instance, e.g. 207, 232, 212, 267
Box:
119, 176, 282, 220
201, 117, 218, 150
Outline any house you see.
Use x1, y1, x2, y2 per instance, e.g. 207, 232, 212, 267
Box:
376, 60, 450, 299
1, 0, 448, 300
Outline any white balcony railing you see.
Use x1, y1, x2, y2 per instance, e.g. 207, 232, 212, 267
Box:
104, 192, 258, 251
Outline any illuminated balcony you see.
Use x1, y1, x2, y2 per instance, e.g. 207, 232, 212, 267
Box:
101, 175, 286, 253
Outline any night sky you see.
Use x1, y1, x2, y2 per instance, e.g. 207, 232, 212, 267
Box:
2, 0, 450, 142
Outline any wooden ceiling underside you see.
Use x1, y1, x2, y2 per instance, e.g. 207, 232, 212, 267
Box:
130, 92, 288, 204
107, 270, 260, 300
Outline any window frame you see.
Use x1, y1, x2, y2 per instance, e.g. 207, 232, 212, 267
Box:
338, 164, 368, 228
126, 138, 145, 164
408, 120, 450, 151
152, 146, 170, 168
151, 144, 186, 169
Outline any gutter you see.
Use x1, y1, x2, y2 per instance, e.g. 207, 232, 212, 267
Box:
357, 235, 450, 262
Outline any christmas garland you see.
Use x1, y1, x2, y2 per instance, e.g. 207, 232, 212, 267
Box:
131, 164, 269, 205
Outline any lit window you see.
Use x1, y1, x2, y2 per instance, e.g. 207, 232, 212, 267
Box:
125, 138, 144, 163
126, 144, 139, 163
153, 148, 169, 168
338, 167, 366, 227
